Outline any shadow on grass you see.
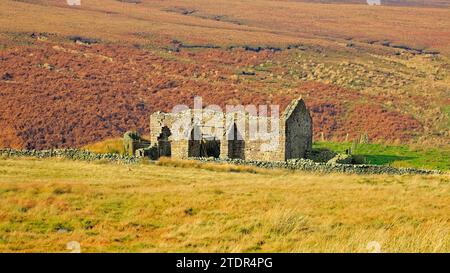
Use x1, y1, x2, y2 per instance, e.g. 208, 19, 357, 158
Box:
362, 154, 416, 165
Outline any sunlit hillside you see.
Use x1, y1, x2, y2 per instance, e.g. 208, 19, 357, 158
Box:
0, 0, 449, 151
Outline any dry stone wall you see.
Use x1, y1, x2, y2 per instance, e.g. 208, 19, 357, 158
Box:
0, 149, 138, 164
0, 149, 441, 175
193, 157, 441, 175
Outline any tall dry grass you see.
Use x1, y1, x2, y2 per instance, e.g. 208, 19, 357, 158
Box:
0, 157, 448, 252
83, 138, 124, 155
156, 157, 262, 174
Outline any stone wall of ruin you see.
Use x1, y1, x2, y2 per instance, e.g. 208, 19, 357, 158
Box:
149, 98, 312, 161
150, 109, 286, 160
284, 99, 313, 160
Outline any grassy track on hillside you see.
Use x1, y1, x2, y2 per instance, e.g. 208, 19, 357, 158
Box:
0, 158, 448, 252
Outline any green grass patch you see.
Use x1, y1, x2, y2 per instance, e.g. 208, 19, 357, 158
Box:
314, 142, 450, 171
443, 105, 450, 128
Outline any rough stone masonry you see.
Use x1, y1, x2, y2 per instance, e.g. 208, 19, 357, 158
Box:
149, 98, 313, 161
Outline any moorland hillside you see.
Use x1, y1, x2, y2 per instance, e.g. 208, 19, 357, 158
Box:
0, 0, 449, 149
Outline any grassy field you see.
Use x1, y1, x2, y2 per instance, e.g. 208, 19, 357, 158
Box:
314, 142, 450, 171
0, 157, 448, 252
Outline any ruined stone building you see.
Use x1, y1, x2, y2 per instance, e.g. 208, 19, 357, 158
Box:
123, 131, 151, 156
147, 98, 313, 161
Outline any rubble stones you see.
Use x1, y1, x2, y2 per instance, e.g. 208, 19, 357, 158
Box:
327, 153, 353, 164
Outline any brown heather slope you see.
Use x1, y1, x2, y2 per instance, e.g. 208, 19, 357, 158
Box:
289, 0, 450, 8
0, 41, 423, 149
1, 0, 450, 54
0, 0, 449, 149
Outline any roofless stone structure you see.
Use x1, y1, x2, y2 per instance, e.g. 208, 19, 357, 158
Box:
148, 98, 313, 161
